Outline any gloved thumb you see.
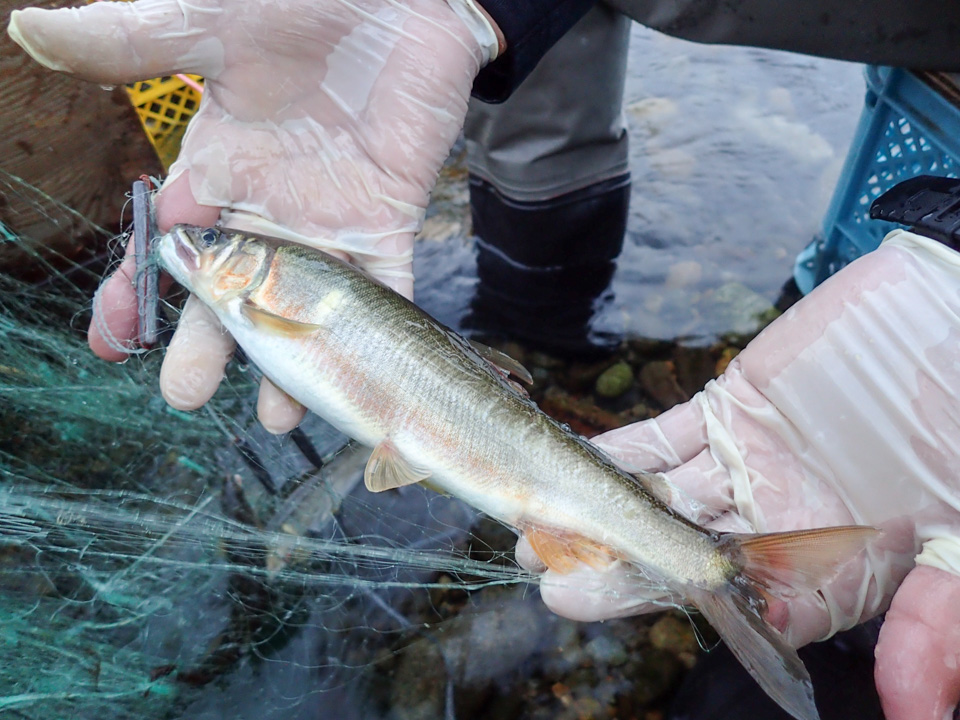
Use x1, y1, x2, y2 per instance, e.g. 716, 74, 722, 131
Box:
8, 0, 223, 84
874, 564, 960, 720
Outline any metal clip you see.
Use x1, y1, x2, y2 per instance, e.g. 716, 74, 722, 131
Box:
132, 177, 160, 347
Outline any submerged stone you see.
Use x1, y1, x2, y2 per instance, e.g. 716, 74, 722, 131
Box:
595, 361, 634, 398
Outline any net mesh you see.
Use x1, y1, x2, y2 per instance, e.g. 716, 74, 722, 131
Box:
0, 171, 706, 720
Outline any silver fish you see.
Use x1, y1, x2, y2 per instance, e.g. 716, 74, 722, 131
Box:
158, 225, 879, 720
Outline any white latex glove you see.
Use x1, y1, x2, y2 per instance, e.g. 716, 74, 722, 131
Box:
8, 0, 498, 432
517, 229, 960, 720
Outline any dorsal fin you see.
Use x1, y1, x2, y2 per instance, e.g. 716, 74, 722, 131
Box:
363, 439, 431, 492
633, 471, 673, 506
468, 339, 533, 385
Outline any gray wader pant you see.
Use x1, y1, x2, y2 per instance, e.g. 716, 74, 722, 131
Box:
465, 0, 960, 204
462, 1, 960, 356
464, 4, 632, 203
462, 5, 632, 357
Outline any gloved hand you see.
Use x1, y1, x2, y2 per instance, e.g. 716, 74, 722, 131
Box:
8, 0, 498, 432
516, 229, 960, 720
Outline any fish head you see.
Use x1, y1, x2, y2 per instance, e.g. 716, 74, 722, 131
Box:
158, 225, 271, 306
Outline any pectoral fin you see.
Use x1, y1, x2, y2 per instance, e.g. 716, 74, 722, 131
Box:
241, 301, 323, 336
364, 439, 431, 492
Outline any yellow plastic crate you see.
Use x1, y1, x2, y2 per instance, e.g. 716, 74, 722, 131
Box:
125, 75, 204, 170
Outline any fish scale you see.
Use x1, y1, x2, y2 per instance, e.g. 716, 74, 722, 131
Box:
159, 223, 882, 720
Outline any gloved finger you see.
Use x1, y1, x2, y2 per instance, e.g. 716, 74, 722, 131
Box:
154, 170, 221, 233
257, 379, 307, 435
539, 562, 680, 622
88, 248, 139, 361
89, 170, 219, 361
375, 258, 414, 301
515, 535, 546, 573
591, 398, 709, 473
517, 536, 675, 620
8, 0, 223, 84
88, 237, 175, 360
875, 565, 960, 720
159, 295, 235, 410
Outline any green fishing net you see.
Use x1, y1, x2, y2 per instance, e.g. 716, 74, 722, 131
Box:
0, 165, 703, 720
0, 171, 564, 720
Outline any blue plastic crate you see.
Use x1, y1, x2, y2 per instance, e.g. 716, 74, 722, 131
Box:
794, 66, 960, 293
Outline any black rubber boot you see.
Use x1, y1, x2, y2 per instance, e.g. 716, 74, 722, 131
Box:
464, 173, 630, 359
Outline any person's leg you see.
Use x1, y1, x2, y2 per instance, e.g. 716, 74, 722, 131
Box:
463, 4, 631, 357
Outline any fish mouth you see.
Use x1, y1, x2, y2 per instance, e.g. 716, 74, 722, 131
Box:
156, 225, 203, 288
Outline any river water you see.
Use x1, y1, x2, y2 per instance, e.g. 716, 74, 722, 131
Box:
416, 24, 866, 345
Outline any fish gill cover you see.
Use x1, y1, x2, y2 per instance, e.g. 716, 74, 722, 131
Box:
0, 170, 703, 720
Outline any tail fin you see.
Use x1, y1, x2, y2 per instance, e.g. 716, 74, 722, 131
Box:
688, 525, 881, 720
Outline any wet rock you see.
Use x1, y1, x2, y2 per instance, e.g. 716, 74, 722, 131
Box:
528, 351, 565, 370
715, 346, 740, 376
562, 358, 615, 393
595, 361, 634, 399
621, 648, 683, 706
626, 337, 675, 361
638, 361, 688, 410
584, 634, 629, 667
663, 260, 703, 290
449, 599, 546, 685
390, 595, 547, 720
531, 366, 554, 389
649, 613, 700, 669
389, 638, 448, 720
672, 346, 718, 398
540, 386, 632, 436
701, 282, 781, 341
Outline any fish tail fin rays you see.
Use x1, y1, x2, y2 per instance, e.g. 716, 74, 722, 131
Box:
686, 583, 820, 720
687, 525, 880, 720
724, 525, 881, 597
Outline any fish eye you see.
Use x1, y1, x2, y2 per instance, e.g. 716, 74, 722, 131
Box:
199, 228, 219, 248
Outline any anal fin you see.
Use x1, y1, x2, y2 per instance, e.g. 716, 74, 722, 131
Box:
364, 439, 431, 493
526, 526, 618, 574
